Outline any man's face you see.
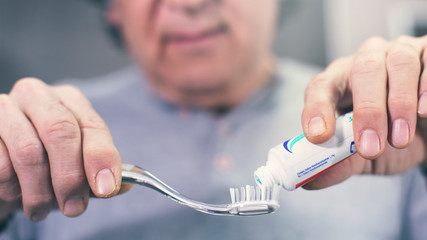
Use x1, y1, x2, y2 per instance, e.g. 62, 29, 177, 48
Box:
109, 0, 278, 104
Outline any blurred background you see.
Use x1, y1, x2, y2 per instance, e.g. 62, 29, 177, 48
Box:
0, 0, 426, 93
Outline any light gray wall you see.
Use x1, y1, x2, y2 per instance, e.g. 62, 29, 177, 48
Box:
0, 0, 326, 93
275, 0, 326, 68
324, 0, 427, 61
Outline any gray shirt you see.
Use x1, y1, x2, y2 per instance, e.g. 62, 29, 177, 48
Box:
2, 59, 427, 240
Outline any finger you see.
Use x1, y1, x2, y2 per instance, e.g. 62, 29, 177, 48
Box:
350, 37, 389, 159
0, 136, 23, 220
372, 133, 425, 175
386, 36, 424, 148
417, 117, 427, 173
0, 137, 22, 208
417, 36, 427, 117
9, 78, 88, 218
304, 130, 425, 190
303, 154, 370, 190
0, 93, 53, 221
302, 57, 353, 144
53, 85, 122, 198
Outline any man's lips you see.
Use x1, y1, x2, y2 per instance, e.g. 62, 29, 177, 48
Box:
162, 23, 228, 45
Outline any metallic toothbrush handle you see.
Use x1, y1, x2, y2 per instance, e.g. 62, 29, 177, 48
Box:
121, 163, 279, 216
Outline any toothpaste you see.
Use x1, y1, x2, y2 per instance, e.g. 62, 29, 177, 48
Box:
254, 112, 355, 191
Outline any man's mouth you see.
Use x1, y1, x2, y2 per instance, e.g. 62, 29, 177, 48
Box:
162, 22, 228, 47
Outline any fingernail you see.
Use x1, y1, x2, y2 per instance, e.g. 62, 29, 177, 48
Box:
31, 209, 50, 222
360, 129, 380, 158
392, 119, 409, 147
64, 196, 86, 217
418, 93, 427, 115
96, 168, 116, 196
308, 117, 326, 137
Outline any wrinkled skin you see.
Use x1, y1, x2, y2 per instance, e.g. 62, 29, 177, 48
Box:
1, 0, 426, 222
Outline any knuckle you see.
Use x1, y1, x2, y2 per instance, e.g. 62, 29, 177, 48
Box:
13, 139, 45, 167
55, 84, 85, 98
52, 170, 86, 195
24, 193, 54, 210
351, 52, 384, 77
395, 35, 415, 43
355, 100, 383, 116
310, 73, 332, 86
11, 78, 44, 96
387, 45, 420, 72
42, 118, 80, 144
0, 94, 13, 110
0, 160, 15, 185
2, 190, 22, 203
363, 36, 387, 46
305, 73, 335, 101
303, 98, 332, 112
306, 74, 330, 94
79, 115, 108, 132
388, 94, 416, 110
0, 176, 22, 203
85, 145, 119, 163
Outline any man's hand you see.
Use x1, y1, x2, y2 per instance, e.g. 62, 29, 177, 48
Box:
301, 35, 427, 189
0, 78, 122, 221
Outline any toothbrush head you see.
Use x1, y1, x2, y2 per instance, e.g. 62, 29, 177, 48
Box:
228, 184, 280, 216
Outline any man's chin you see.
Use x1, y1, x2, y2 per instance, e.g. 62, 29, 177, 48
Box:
177, 81, 228, 96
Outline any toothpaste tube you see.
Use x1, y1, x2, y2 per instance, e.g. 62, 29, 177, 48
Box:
254, 112, 355, 191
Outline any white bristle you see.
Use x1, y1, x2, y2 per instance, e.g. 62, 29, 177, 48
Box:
256, 186, 261, 200
261, 187, 266, 200
272, 184, 280, 201
245, 185, 251, 201
230, 188, 236, 203
250, 185, 256, 201
240, 187, 246, 201
229, 185, 280, 203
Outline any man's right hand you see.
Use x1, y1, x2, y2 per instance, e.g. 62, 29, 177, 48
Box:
0, 78, 122, 221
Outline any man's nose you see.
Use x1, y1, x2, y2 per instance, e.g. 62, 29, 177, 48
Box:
163, 0, 219, 16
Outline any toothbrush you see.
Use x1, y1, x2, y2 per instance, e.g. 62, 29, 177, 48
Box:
121, 163, 280, 216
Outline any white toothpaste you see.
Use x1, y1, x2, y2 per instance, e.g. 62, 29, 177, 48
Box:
254, 112, 355, 191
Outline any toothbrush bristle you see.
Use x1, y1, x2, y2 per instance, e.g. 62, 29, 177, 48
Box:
229, 184, 280, 203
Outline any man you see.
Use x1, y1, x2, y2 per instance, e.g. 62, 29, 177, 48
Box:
1, 0, 427, 239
